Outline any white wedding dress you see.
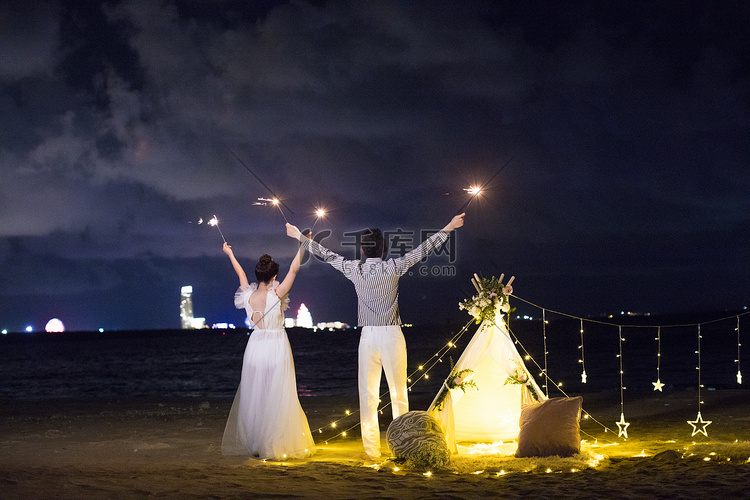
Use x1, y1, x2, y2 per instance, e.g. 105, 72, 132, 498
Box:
221, 283, 315, 460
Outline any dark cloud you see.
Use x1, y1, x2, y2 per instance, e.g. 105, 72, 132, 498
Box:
1, 0, 748, 331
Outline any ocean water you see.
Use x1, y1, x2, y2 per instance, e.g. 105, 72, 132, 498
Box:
0, 313, 746, 404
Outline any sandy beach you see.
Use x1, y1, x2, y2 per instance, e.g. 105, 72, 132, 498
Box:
2, 389, 750, 499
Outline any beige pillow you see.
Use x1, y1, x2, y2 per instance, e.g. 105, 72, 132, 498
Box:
386, 411, 450, 468
515, 396, 583, 458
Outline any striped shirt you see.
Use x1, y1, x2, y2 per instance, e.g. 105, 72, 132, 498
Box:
302, 231, 449, 326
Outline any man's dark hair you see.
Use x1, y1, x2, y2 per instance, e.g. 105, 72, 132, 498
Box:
361, 228, 385, 259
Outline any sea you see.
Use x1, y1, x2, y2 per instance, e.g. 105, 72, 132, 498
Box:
1, 312, 747, 406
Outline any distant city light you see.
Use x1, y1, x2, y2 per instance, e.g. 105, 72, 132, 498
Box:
1, 329, 7, 335
25, 326, 33, 332
296, 303, 314, 329
99, 328, 105, 333
45, 318, 65, 333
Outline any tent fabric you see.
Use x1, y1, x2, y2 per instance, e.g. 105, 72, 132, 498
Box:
428, 318, 545, 453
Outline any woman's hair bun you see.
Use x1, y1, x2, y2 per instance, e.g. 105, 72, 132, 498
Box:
258, 254, 273, 265
255, 254, 279, 283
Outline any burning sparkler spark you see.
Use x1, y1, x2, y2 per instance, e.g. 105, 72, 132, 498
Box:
208, 215, 226, 243
311, 207, 327, 232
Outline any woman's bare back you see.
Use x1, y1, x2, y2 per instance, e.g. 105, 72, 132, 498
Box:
248, 289, 268, 329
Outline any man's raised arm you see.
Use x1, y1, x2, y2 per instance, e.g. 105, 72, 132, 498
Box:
395, 213, 465, 274
286, 223, 352, 277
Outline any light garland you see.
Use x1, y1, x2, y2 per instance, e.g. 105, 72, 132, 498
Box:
652, 326, 665, 392
688, 324, 712, 437
616, 326, 630, 439
579, 318, 587, 384
542, 309, 549, 397
736, 316, 743, 385
310, 292, 747, 449
505, 323, 617, 442
511, 295, 750, 441
312, 318, 477, 445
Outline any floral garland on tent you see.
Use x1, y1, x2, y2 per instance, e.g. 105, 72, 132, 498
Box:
458, 275, 513, 325
434, 363, 478, 412
504, 362, 540, 402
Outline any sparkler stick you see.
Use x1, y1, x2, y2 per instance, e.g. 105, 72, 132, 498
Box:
208, 215, 226, 243
230, 150, 294, 215
456, 150, 519, 212
257, 198, 289, 223
458, 185, 483, 212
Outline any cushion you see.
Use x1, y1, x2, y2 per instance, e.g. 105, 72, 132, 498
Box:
515, 396, 583, 458
386, 410, 450, 468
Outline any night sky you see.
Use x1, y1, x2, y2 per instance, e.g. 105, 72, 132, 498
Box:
1, 1, 748, 332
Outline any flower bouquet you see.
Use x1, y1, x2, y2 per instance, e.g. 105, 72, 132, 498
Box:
458, 275, 513, 325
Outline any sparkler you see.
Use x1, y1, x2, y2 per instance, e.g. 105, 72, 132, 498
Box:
256, 198, 289, 223
457, 184, 483, 212
456, 150, 518, 212
208, 215, 226, 243
230, 150, 294, 215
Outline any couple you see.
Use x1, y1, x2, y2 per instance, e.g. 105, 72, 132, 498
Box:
221, 213, 465, 461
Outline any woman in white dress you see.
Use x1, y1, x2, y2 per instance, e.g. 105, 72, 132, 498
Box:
221, 239, 316, 460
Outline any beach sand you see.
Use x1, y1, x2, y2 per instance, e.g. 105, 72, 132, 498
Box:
2, 390, 750, 499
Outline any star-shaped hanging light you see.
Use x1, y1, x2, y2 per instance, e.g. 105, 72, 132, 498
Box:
652, 379, 665, 392
687, 411, 712, 437
616, 413, 630, 439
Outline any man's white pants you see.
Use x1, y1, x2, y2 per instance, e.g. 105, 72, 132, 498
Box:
358, 325, 409, 459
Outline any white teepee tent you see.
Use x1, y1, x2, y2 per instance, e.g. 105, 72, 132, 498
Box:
428, 276, 545, 453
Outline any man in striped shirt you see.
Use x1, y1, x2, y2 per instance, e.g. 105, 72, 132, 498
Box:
286, 213, 465, 460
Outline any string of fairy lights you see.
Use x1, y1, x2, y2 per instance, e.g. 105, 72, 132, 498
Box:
736, 316, 743, 385
579, 319, 587, 384
311, 318, 477, 445
310, 298, 749, 448
652, 327, 664, 391
542, 309, 549, 397
512, 295, 750, 440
